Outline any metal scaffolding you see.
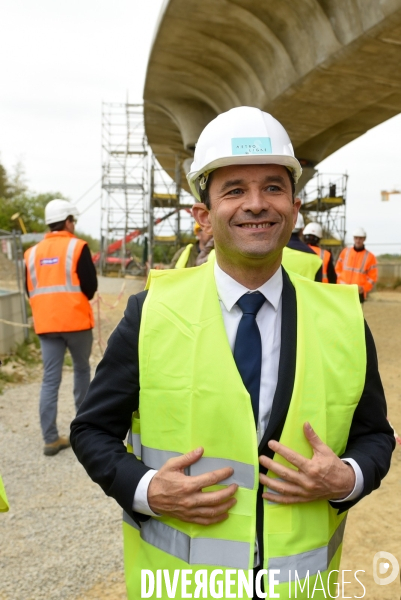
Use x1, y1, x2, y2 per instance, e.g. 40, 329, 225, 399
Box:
300, 172, 348, 260
100, 102, 194, 274
100, 102, 148, 274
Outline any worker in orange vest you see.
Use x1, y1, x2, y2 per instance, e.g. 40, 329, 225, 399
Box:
335, 227, 377, 303
24, 199, 97, 456
303, 222, 337, 284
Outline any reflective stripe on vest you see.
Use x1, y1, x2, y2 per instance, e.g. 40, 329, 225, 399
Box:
128, 436, 255, 490
268, 518, 346, 584
140, 517, 250, 569
126, 430, 141, 457
342, 247, 368, 274
28, 238, 82, 297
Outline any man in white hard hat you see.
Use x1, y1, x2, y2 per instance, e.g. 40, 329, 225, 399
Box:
24, 199, 97, 456
303, 222, 337, 284
281, 213, 323, 281
336, 227, 377, 302
71, 108, 393, 599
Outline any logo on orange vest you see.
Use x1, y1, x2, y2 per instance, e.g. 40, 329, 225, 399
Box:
40, 258, 59, 265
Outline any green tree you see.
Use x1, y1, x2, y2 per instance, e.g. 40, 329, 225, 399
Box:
0, 164, 10, 198
0, 192, 68, 233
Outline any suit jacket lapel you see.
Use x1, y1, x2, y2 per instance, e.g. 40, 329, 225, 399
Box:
258, 267, 297, 456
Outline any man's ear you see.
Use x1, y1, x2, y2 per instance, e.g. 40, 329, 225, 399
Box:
292, 197, 302, 228
192, 203, 213, 236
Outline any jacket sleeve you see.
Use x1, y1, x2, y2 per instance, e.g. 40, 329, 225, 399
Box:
70, 291, 150, 521
76, 244, 98, 300
332, 320, 395, 512
364, 253, 378, 294
314, 265, 322, 283
326, 252, 337, 284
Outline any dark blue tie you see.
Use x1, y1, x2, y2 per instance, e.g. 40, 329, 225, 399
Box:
234, 292, 265, 426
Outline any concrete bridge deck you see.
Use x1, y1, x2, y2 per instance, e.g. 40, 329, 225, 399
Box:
144, 0, 401, 189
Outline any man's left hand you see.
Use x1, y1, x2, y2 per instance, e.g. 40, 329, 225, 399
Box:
259, 422, 355, 504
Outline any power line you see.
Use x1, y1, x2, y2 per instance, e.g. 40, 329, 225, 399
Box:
73, 178, 102, 205
79, 195, 101, 215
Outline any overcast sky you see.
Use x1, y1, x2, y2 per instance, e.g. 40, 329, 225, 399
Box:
1, 0, 401, 253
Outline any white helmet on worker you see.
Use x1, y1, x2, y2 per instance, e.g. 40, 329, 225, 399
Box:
45, 199, 79, 225
292, 212, 304, 233
186, 106, 302, 201
353, 227, 366, 238
303, 222, 323, 239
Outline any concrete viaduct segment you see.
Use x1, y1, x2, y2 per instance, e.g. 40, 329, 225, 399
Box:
144, 0, 401, 190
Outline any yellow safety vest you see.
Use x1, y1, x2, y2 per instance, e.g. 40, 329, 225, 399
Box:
123, 260, 365, 599
175, 245, 215, 269
0, 474, 9, 512
282, 246, 323, 281
175, 244, 194, 269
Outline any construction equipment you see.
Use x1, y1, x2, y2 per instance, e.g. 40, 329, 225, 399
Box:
11, 213, 27, 235
93, 207, 192, 274
381, 189, 401, 201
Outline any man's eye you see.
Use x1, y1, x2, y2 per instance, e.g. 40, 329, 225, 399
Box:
266, 185, 280, 192
226, 188, 243, 196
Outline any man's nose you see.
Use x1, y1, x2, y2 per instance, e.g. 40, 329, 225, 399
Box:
241, 188, 267, 213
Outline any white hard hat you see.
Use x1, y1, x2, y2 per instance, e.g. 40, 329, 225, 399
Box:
353, 227, 367, 238
303, 222, 323, 238
292, 212, 304, 233
45, 199, 79, 225
186, 106, 302, 201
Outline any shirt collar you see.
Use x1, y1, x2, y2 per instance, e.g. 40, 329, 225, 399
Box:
214, 260, 283, 313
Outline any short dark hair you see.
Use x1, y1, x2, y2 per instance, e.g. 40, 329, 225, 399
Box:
198, 167, 296, 209
48, 215, 74, 232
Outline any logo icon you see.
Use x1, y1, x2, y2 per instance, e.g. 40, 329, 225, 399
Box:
373, 551, 400, 586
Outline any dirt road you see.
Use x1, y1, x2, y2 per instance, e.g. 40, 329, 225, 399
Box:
1, 283, 400, 599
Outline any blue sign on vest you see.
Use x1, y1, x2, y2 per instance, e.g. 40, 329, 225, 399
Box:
40, 258, 59, 265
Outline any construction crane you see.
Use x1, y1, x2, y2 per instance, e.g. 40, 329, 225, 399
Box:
92, 207, 192, 273
381, 189, 401, 201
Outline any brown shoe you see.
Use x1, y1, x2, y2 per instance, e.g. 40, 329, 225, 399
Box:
43, 436, 71, 456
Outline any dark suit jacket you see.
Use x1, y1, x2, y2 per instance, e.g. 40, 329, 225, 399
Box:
70, 270, 395, 549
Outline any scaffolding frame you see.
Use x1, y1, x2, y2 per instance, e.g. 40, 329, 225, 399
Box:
300, 172, 348, 261
100, 103, 194, 273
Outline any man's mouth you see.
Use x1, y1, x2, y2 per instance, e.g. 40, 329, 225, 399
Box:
238, 222, 274, 229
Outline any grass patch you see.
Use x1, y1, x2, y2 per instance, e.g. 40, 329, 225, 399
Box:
63, 352, 73, 367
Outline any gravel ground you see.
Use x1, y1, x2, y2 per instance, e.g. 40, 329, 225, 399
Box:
0, 375, 126, 600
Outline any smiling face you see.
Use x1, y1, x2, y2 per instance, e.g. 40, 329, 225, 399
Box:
193, 163, 300, 277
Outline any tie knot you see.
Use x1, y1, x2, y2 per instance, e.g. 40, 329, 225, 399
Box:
236, 292, 265, 316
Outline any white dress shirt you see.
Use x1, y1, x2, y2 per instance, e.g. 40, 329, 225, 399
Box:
133, 261, 363, 515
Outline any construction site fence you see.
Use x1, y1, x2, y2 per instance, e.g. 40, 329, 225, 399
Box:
377, 263, 401, 287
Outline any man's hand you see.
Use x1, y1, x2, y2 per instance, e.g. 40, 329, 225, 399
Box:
358, 285, 364, 295
148, 447, 238, 525
259, 423, 355, 504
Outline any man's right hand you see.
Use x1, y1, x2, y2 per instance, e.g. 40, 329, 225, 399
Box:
147, 447, 238, 525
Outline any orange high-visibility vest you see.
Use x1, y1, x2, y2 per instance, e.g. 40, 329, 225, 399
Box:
25, 231, 94, 334
309, 245, 331, 283
335, 247, 377, 298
